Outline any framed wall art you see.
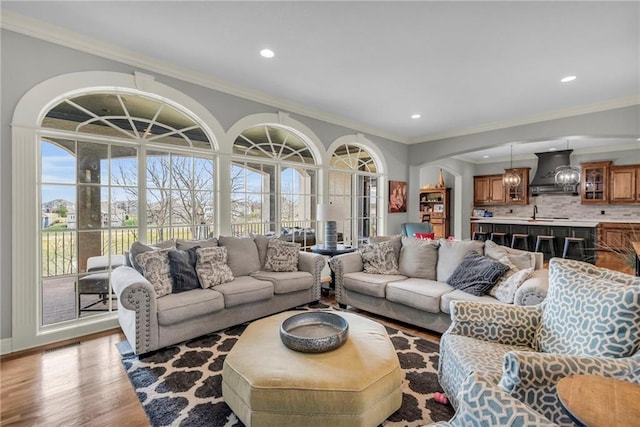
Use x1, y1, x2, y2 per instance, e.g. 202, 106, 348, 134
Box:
388, 180, 407, 213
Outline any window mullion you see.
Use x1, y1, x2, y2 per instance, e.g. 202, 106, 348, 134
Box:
139, 145, 148, 242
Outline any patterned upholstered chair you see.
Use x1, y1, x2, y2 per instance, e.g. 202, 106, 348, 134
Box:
438, 257, 640, 426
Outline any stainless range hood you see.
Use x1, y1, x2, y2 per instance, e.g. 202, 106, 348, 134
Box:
529, 150, 579, 196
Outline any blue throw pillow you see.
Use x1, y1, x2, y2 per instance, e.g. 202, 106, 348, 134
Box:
167, 246, 201, 293
447, 250, 510, 296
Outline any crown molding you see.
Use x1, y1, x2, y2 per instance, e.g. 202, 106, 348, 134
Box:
0, 10, 410, 144
410, 95, 640, 144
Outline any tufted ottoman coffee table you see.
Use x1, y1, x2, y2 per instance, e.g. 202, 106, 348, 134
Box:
222, 311, 403, 427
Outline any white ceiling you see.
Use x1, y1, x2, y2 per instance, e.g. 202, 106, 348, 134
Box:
2, 1, 639, 158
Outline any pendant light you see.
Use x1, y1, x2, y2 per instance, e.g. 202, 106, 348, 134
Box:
502, 144, 521, 188
554, 140, 581, 186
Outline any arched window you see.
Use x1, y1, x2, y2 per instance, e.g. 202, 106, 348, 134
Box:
39, 90, 216, 326
231, 125, 318, 248
329, 143, 383, 246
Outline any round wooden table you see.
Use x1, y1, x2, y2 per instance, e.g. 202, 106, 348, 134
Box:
557, 374, 640, 427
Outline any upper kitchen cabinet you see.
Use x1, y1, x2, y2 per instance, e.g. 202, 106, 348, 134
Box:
473, 174, 506, 206
581, 161, 611, 204
609, 165, 640, 204
504, 167, 530, 205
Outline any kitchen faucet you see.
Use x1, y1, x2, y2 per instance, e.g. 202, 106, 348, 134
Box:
532, 205, 538, 220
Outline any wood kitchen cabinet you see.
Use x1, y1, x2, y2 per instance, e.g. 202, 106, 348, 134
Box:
473, 174, 506, 206
609, 165, 640, 204
581, 161, 611, 204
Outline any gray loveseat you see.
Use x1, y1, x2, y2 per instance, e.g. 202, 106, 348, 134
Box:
112, 235, 325, 354
330, 236, 549, 333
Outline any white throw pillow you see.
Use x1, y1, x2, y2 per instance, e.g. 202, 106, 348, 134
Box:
490, 254, 534, 303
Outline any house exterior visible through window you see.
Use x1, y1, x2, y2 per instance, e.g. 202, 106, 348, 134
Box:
329, 144, 381, 246
231, 125, 318, 248
39, 91, 215, 326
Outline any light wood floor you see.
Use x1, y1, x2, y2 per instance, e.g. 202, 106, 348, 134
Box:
0, 296, 441, 427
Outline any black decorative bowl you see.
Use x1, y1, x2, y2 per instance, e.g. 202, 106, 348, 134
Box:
280, 312, 349, 353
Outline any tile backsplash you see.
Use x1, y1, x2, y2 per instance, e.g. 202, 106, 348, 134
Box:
479, 195, 640, 220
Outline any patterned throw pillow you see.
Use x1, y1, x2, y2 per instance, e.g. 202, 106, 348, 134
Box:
136, 249, 173, 298
129, 239, 176, 274
264, 239, 300, 272
195, 247, 234, 288
490, 256, 533, 303
360, 240, 400, 275
447, 251, 510, 296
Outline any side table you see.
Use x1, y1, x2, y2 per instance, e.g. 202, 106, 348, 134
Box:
310, 244, 357, 296
557, 374, 640, 427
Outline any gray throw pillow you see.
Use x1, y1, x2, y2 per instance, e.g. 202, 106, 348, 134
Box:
436, 239, 485, 282
359, 240, 399, 275
398, 236, 439, 280
264, 239, 300, 272
218, 236, 261, 277
167, 246, 201, 293
129, 240, 176, 274
447, 251, 510, 296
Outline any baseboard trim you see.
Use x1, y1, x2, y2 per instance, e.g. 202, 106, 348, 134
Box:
1, 337, 13, 355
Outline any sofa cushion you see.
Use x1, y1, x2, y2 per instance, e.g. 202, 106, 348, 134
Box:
251, 270, 313, 294
135, 249, 173, 298
214, 276, 274, 308
167, 246, 201, 293
399, 236, 439, 280
436, 239, 485, 283
176, 237, 218, 250
219, 236, 261, 277
157, 288, 225, 326
129, 239, 176, 274
386, 278, 454, 313
342, 272, 407, 298
484, 240, 535, 270
195, 247, 234, 288
360, 240, 399, 274
440, 290, 501, 314
264, 239, 300, 272
447, 251, 510, 296
534, 258, 640, 358
253, 234, 275, 268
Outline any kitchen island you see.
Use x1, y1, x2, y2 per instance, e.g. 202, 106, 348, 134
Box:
470, 216, 599, 262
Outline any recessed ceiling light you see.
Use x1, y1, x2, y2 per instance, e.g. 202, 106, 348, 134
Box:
561, 75, 576, 83
549, 147, 557, 151
411, 114, 421, 119
483, 155, 489, 158
260, 49, 275, 58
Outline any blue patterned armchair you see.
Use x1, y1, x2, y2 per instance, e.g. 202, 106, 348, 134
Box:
438, 258, 640, 426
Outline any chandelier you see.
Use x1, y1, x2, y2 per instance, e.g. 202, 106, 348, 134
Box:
502, 144, 521, 188
554, 140, 581, 186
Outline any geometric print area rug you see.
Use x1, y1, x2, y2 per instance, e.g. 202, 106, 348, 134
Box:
119, 309, 455, 427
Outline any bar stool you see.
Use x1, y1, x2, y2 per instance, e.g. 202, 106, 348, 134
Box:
472, 231, 489, 242
490, 232, 508, 246
563, 237, 586, 261
535, 235, 556, 259
511, 233, 530, 251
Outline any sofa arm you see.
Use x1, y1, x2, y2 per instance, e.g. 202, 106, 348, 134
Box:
329, 252, 363, 304
438, 373, 559, 427
514, 268, 549, 306
298, 251, 325, 299
446, 301, 542, 347
111, 266, 158, 354
499, 351, 640, 425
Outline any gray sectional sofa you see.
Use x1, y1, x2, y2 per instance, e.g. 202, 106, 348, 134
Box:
330, 236, 549, 333
112, 235, 325, 354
